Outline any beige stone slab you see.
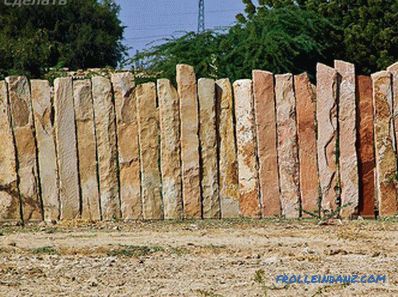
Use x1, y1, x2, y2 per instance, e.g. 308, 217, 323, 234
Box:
387, 62, 398, 153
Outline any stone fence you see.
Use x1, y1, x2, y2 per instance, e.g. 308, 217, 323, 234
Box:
1, 60, 398, 223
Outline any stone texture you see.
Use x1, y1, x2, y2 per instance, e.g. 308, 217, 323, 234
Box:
92, 76, 120, 220
387, 62, 398, 152
198, 78, 220, 219
233, 79, 261, 218
31, 80, 59, 222
157, 79, 183, 220
356, 76, 375, 217
316, 64, 339, 213
111, 72, 142, 220
6, 76, 42, 221
371, 71, 398, 216
252, 70, 281, 217
176, 64, 201, 219
136, 83, 163, 220
275, 74, 300, 218
215, 79, 239, 218
54, 77, 80, 220
73, 79, 101, 221
0, 81, 19, 222
294, 73, 319, 216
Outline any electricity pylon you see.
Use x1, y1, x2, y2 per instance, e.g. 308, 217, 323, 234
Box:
198, 0, 205, 33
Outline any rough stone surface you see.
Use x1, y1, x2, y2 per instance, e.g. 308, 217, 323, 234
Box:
371, 71, 398, 216
157, 79, 183, 220
316, 64, 339, 213
198, 78, 220, 219
357, 76, 375, 217
294, 73, 319, 216
31, 80, 59, 222
73, 79, 101, 221
387, 62, 398, 152
252, 70, 281, 217
275, 74, 300, 218
111, 72, 142, 220
233, 79, 261, 218
176, 64, 201, 219
7, 76, 42, 221
92, 76, 120, 220
136, 83, 163, 220
0, 81, 19, 222
215, 79, 239, 218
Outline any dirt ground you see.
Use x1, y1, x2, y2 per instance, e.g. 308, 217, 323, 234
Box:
0, 219, 397, 297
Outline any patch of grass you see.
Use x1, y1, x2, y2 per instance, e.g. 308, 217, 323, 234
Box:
196, 289, 223, 297
107, 245, 164, 257
31, 246, 58, 255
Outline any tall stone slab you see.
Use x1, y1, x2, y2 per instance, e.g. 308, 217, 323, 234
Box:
233, 79, 261, 218
6, 76, 42, 221
176, 64, 201, 219
357, 76, 375, 217
387, 62, 398, 151
31, 80, 59, 222
371, 71, 398, 216
73, 80, 101, 221
316, 64, 339, 213
157, 79, 183, 219
294, 73, 319, 215
136, 83, 163, 220
92, 76, 120, 220
198, 78, 220, 219
0, 81, 19, 222
252, 70, 281, 217
215, 79, 239, 218
275, 74, 300, 218
111, 73, 142, 220
335, 60, 359, 218
54, 77, 80, 220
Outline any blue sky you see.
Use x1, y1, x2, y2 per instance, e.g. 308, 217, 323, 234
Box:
115, 0, 245, 56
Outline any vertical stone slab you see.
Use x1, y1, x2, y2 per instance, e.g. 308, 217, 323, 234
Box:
31, 80, 59, 222
73, 80, 101, 221
252, 70, 281, 217
136, 83, 163, 220
294, 73, 319, 215
111, 73, 142, 220
198, 78, 220, 219
54, 77, 80, 220
0, 81, 19, 222
176, 64, 201, 219
157, 79, 183, 220
233, 79, 261, 218
275, 74, 300, 218
371, 71, 398, 216
92, 76, 120, 220
387, 62, 398, 152
6, 76, 42, 221
215, 79, 239, 218
357, 76, 375, 217
316, 64, 339, 213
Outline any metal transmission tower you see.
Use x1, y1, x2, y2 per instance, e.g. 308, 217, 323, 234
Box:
198, 0, 205, 33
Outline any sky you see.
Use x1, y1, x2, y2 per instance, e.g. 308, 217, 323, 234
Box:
115, 0, 245, 57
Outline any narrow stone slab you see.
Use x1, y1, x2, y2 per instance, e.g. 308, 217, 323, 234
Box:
371, 71, 398, 216
136, 83, 163, 220
157, 79, 183, 220
31, 80, 59, 222
92, 76, 120, 220
0, 81, 19, 222
357, 76, 375, 218
294, 73, 319, 216
275, 74, 300, 218
252, 70, 281, 217
215, 79, 239, 218
54, 77, 80, 220
111, 72, 142, 220
316, 64, 339, 213
233, 79, 261, 218
176, 64, 201, 219
387, 62, 398, 152
6, 76, 42, 221
73, 79, 101, 221
198, 78, 220, 219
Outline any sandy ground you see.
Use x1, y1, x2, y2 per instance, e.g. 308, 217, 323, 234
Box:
0, 219, 397, 297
